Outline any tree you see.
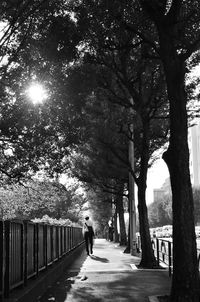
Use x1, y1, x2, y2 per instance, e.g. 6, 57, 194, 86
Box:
193, 188, 200, 225
148, 193, 172, 227
84, 189, 113, 238
0, 1, 84, 182
135, 1, 200, 300
69, 110, 129, 245
148, 185, 200, 228
68, 1, 169, 267
1, 1, 166, 268
0, 179, 85, 222
2, 3, 200, 298
115, 182, 128, 245
76, 0, 200, 291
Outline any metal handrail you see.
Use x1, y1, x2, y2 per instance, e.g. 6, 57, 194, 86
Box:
152, 238, 200, 277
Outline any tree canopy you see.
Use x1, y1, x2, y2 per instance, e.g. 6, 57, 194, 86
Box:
0, 1, 200, 300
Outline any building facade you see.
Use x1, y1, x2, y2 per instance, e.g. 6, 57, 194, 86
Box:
153, 189, 165, 202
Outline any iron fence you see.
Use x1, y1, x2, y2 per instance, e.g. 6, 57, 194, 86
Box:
151, 238, 200, 276
0, 220, 4, 299
0, 219, 83, 299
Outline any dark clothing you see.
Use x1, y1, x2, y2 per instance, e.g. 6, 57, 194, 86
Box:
83, 219, 95, 255
108, 226, 114, 241
84, 231, 94, 255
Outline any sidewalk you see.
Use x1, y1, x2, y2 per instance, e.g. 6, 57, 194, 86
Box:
37, 239, 171, 302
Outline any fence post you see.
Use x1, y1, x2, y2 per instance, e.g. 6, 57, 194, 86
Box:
70, 227, 73, 249
35, 224, 39, 276
0, 220, 4, 300
68, 227, 70, 250
21, 222, 25, 286
51, 226, 54, 262
56, 226, 59, 259
168, 241, 172, 277
44, 224, 48, 270
24, 221, 28, 286
4, 221, 10, 298
63, 227, 66, 254
156, 238, 159, 266
69, 227, 71, 251
67, 227, 69, 252
60, 226, 62, 257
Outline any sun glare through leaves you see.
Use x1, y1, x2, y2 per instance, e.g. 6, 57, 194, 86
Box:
26, 83, 48, 104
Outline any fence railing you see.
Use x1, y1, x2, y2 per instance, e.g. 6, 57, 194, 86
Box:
0, 219, 83, 299
151, 238, 200, 276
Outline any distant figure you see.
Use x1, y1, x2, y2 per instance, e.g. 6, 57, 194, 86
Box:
103, 224, 109, 240
108, 221, 114, 241
82, 216, 95, 255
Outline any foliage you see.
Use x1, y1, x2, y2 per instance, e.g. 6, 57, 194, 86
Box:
136, 1, 200, 298
0, 2, 200, 294
148, 185, 200, 227
0, 0, 169, 185
69, 96, 130, 194
0, 1, 84, 181
84, 189, 113, 236
148, 192, 172, 227
31, 215, 80, 227
0, 179, 86, 222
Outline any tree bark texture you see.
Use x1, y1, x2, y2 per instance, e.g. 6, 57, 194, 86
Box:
137, 123, 158, 268
131, 0, 200, 297
113, 204, 119, 243
124, 220, 131, 253
116, 183, 127, 246
159, 27, 200, 301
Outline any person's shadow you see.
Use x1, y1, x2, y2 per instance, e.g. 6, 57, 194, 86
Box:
90, 255, 109, 263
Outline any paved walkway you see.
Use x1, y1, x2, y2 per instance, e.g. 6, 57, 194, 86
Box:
37, 239, 171, 302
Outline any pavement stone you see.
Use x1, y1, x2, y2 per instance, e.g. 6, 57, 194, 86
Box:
37, 239, 171, 302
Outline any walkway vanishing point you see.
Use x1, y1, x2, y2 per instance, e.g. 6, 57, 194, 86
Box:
35, 239, 170, 302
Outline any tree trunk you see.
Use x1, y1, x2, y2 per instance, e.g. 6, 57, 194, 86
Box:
123, 219, 130, 253
116, 183, 127, 246
138, 183, 158, 268
137, 122, 158, 268
159, 30, 200, 301
113, 204, 119, 243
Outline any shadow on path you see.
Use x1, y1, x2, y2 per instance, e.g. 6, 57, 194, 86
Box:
37, 239, 170, 302
89, 255, 109, 263
37, 249, 88, 302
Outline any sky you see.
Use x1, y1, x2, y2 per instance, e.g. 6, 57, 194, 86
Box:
146, 157, 169, 204
144, 63, 200, 205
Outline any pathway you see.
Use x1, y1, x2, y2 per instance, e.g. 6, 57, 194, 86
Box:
37, 239, 171, 302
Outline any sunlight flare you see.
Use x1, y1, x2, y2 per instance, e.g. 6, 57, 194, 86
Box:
26, 83, 48, 104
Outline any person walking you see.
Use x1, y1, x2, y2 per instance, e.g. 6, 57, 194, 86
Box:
108, 221, 114, 242
82, 216, 95, 255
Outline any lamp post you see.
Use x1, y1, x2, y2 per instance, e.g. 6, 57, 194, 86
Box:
129, 98, 137, 256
